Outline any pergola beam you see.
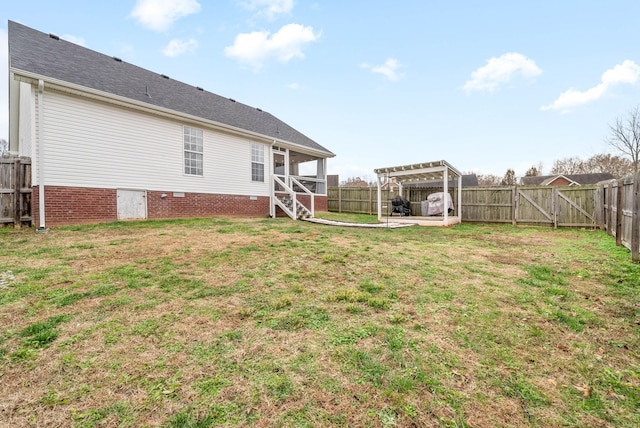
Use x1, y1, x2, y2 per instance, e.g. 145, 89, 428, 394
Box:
374, 160, 463, 226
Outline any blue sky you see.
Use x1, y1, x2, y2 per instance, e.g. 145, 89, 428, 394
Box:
2, 1, 640, 180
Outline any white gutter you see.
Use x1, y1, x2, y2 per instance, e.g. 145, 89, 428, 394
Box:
11, 69, 335, 159
37, 79, 46, 230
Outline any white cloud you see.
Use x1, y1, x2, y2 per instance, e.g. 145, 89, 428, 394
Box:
162, 38, 198, 57
541, 60, 640, 112
362, 58, 404, 81
224, 23, 319, 70
287, 82, 300, 90
130, 0, 201, 32
241, 0, 294, 20
61, 34, 86, 46
464, 52, 542, 93
0, 29, 8, 141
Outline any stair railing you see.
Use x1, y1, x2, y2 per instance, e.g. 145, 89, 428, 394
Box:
273, 175, 297, 220
290, 176, 315, 218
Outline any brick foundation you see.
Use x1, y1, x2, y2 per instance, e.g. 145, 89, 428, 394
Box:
33, 186, 117, 227
32, 185, 327, 226
146, 190, 270, 220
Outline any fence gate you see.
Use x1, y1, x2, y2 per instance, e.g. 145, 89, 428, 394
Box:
555, 186, 596, 227
516, 187, 554, 226
516, 186, 597, 228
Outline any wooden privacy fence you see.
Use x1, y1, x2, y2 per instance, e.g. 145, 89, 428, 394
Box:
463, 185, 598, 227
599, 176, 640, 261
0, 157, 32, 227
328, 185, 598, 228
328, 187, 462, 217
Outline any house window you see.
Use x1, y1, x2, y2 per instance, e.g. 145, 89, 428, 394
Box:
251, 143, 265, 182
184, 126, 203, 176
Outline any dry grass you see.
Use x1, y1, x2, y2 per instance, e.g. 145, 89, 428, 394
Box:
0, 216, 638, 427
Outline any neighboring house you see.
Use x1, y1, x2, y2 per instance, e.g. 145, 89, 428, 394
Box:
520, 173, 614, 186
8, 21, 334, 227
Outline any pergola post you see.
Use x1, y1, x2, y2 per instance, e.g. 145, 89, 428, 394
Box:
376, 174, 383, 221
443, 167, 449, 226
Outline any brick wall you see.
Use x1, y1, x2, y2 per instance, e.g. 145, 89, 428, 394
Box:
146, 191, 270, 219
32, 186, 117, 227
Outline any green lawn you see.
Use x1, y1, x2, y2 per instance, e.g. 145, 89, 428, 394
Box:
0, 217, 638, 427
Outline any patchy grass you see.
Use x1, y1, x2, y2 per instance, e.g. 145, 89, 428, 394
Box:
0, 217, 638, 427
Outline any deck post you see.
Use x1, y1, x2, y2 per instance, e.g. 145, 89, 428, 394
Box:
443, 167, 449, 226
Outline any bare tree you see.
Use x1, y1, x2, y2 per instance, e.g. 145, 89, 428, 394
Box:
500, 169, 516, 186
583, 153, 634, 178
551, 153, 634, 178
341, 176, 374, 187
524, 162, 543, 177
0, 139, 8, 155
607, 105, 640, 172
476, 174, 503, 186
550, 156, 586, 175
464, 171, 503, 186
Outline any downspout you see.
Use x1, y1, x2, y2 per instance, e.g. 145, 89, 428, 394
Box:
269, 140, 276, 218
37, 79, 48, 232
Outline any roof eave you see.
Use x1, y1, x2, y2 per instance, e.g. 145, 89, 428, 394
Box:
11, 68, 335, 159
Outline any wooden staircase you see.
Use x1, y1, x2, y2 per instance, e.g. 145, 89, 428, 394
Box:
272, 176, 315, 220
275, 195, 313, 219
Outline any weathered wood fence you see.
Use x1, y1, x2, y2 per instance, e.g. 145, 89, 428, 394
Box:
599, 176, 640, 261
328, 185, 598, 227
0, 157, 32, 227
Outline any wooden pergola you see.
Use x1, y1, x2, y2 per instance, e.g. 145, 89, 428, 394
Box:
374, 160, 462, 226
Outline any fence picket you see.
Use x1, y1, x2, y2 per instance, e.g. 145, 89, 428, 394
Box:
0, 156, 32, 227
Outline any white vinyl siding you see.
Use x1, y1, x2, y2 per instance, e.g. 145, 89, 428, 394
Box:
251, 143, 265, 182
40, 89, 270, 196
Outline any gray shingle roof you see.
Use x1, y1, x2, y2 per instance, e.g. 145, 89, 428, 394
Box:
8, 21, 334, 157
520, 173, 615, 185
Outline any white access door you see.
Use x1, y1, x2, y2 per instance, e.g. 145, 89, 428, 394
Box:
117, 189, 147, 220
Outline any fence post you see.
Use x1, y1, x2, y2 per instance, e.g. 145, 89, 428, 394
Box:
616, 179, 624, 246
632, 173, 640, 262
13, 158, 21, 228
369, 187, 373, 215
552, 187, 558, 229
512, 185, 518, 226
338, 187, 342, 213
607, 181, 614, 237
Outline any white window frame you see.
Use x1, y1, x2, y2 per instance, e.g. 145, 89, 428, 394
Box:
184, 126, 203, 176
251, 143, 265, 182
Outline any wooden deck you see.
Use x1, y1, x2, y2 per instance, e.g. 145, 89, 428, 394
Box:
381, 215, 462, 227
